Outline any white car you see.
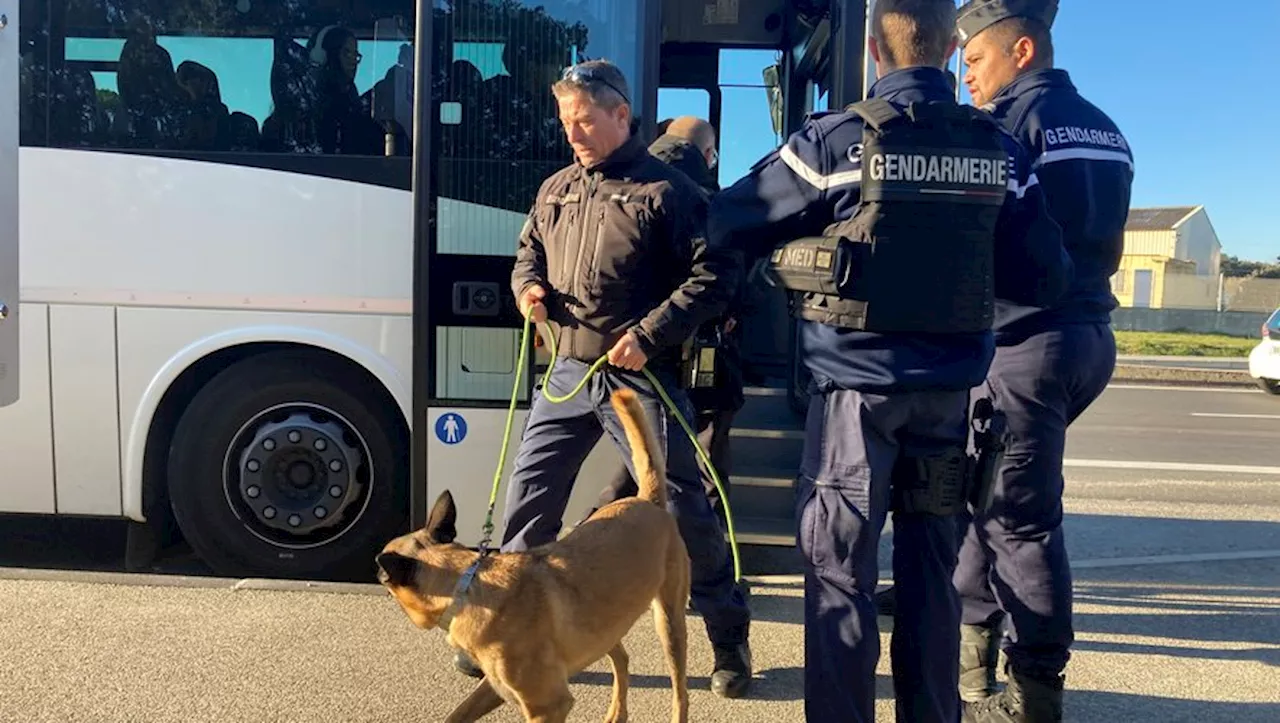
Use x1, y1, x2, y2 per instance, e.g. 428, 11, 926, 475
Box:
1248, 308, 1280, 395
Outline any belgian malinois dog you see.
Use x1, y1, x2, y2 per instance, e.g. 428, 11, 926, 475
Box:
376, 388, 691, 722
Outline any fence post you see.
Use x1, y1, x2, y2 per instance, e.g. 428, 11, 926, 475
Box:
1217, 273, 1225, 312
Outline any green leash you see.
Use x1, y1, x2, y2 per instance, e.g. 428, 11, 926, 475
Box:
473, 311, 744, 583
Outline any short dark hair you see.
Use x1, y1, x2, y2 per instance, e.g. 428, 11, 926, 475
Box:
984, 16, 1054, 67
871, 0, 958, 69
552, 59, 631, 110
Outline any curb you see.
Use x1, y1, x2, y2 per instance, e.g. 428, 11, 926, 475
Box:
0, 566, 388, 595
1110, 364, 1256, 387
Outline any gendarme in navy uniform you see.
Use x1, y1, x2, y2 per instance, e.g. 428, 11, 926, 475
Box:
951, 1, 1136, 721
707, 1, 1070, 721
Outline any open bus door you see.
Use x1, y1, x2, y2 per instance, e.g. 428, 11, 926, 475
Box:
409, 0, 661, 539
409, 0, 858, 539
0, 2, 17, 408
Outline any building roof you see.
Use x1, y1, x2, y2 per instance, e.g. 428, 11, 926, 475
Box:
1125, 206, 1200, 232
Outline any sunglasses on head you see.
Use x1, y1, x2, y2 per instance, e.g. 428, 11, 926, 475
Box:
560, 63, 631, 105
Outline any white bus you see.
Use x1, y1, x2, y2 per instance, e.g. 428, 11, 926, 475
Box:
0, 0, 865, 579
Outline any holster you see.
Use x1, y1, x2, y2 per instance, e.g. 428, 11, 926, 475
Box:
889, 399, 1008, 517
891, 445, 970, 516
967, 397, 1007, 514
680, 323, 724, 390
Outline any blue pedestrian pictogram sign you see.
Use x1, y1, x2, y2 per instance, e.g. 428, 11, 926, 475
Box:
435, 412, 467, 445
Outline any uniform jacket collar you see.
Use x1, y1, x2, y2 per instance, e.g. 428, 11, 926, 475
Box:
990, 68, 1075, 106
582, 133, 647, 175
866, 66, 955, 105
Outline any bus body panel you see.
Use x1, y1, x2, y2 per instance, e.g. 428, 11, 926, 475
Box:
114, 308, 414, 522
21, 149, 414, 304
0, 303, 55, 513
49, 303, 121, 516
0, 0, 18, 407
424, 405, 625, 549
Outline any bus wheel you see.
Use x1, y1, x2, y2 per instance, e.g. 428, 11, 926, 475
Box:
166, 350, 407, 580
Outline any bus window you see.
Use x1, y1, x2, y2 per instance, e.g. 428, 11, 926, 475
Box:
717, 48, 783, 187
657, 87, 711, 126
28, 0, 416, 156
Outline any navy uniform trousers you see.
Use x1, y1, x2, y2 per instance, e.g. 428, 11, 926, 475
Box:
499, 357, 751, 646
797, 387, 971, 723
953, 323, 1117, 679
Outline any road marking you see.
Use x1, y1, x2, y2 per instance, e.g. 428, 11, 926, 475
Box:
1063, 458, 1280, 476
1190, 412, 1280, 420
753, 549, 1280, 587
1107, 383, 1262, 394
732, 428, 803, 440
1068, 549, 1280, 570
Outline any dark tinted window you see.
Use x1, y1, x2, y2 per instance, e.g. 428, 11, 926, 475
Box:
22, 0, 415, 155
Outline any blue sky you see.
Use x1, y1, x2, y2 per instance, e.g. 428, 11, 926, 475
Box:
661, 0, 1279, 264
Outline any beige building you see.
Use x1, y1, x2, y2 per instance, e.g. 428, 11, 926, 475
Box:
1112, 206, 1222, 309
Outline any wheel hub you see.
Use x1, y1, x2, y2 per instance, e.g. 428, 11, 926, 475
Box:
234, 411, 364, 538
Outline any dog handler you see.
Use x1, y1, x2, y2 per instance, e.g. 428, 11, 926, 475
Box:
706, 0, 1070, 720
451, 59, 754, 699
585, 115, 749, 532
949, 2, 1135, 720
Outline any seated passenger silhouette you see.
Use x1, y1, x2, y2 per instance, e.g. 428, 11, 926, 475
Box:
304, 24, 382, 155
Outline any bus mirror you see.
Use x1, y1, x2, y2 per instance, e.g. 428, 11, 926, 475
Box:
762, 63, 783, 137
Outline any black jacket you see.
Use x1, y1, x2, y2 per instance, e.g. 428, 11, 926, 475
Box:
511, 134, 741, 365
648, 134, 720, 196
648, 134, 748, 411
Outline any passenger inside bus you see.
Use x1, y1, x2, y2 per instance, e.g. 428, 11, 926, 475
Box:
305, 24, 385, 156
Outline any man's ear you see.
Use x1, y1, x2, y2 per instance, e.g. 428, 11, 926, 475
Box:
376, 551, 419, 587
1013, 35, 1036, 69
425, 490, 458, 544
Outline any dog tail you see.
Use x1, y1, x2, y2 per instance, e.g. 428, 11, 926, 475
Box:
610, 388, 668, 507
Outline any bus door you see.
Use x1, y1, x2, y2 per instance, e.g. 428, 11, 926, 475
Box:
0, 1, 17, 407
411, 0, 660, 538
656, 1, 860, 397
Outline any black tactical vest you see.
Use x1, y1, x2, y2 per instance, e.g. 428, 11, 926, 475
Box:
771, 98, 1007, 335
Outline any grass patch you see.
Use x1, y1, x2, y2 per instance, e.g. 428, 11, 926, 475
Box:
1114, 330, 1257, 357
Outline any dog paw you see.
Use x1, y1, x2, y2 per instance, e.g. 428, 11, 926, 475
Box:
603, 707, 628, 723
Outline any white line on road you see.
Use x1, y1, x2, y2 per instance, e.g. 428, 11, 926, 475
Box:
1190, 412, 1280, 420
1063, 458, 1280, 476
752, 549, 1280, 586
1107, 383, 1262, 394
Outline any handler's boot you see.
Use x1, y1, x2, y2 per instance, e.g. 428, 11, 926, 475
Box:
710, 640, 752, 698
962, 666, 1064, 723
959, 623, 1002, 702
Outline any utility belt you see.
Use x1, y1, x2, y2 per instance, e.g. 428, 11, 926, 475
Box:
890, 397, 1008, 516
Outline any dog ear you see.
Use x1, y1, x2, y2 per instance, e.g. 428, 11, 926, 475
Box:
376, 551, 419, 586
425, 490, 457, 544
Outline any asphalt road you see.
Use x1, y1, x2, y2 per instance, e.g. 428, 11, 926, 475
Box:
1065, 383, 1279, 468
2, 382, 1279, 722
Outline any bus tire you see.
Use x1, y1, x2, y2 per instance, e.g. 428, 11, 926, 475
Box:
166, 350, 407, 580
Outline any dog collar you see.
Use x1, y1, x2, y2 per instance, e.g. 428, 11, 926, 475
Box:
438, 556, 483, 629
